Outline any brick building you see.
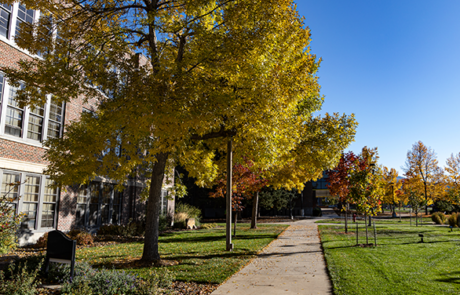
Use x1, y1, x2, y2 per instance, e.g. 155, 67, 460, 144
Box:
0, 3, 174, 245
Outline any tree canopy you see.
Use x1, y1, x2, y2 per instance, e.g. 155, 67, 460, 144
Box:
3, 0, 357, 261
404, 141, 439, 214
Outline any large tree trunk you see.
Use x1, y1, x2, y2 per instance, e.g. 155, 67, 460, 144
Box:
141, 152, 169, 262
251, 192, 259, 229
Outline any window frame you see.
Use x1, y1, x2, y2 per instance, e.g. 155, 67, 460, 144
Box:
75, 181, 123, 228
0, 170, 60, 232
0, 73, 65, 145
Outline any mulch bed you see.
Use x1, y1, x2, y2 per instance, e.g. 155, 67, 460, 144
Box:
172, 281, 219, 295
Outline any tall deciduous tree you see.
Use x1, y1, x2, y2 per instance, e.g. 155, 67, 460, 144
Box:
445, 153, 460, 205
401, 173, 425, 226
3, 0, 357, 262
347, 147, 383, 242
404, 141, 439, 215
381, 167, 401, 217
210, 160, 267, 229
327, 151, 358, 233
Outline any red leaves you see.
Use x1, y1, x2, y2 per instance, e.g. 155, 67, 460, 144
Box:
209, 160, 267, 211
327, 151, 357, 203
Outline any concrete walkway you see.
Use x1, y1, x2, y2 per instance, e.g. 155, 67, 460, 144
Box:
211, 218, 333, 295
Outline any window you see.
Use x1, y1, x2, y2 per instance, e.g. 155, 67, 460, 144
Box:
76, 185, 89, 227
0, 171, 61, 231
161, 190, 168, 216
111, 191, 122, 224
15, 4, 34, 37
1, 172, 20, 210
0, 4, 11, 38
89, 183, 99, 226
5, 84, 24, 137
27, 105, 44, 141
41, 179, 58, 228
76, 182, 124, 228
21, 175, 40, 229
101, 184, 112, 224
47, 97, 63, 139
0, 76, 65, 142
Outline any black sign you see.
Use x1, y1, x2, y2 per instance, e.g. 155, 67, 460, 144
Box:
44, 230, 77, 279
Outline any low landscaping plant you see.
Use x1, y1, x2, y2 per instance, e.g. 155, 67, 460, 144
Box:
174, 203, 202, 228
97, 216, 171, 238
59, 262, 174, 295
33, 232, 48, 248
432, 212, 447, 224
34, 229, 94, 248
201, 223, 218, 229
0, 257, 43, 295
0, 184, 25, 254
448, 212, 458, 227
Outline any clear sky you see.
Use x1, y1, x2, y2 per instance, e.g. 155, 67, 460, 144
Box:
295, 0, 460, 175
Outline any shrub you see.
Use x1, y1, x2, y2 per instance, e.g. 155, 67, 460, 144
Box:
67, 228, 83, 238
201, 223, 218, 230
137, 268, 174, 295
449, 213, 459, 227
63, 264, 138, 295
0, 257, 43, 295
434, 200, 454, 213
174, 203, 202, 228
97, 218, 152, 238
64, 229, 95, 246
432, 212, 446, 224
74, 232, 94, 246
159, 215, 169, 232
0, 188, 26, 254
60, 262, 174, 295
97, 224, 123, 236
33, 232, 49, 248
312, 207, 322, 217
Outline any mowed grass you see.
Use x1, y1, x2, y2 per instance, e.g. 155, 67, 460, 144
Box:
316, 217, 434, 225
76, 224, 288, 284
319, 222, 460, 295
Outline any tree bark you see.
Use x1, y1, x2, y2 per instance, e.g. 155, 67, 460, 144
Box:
365, 213, 369, 244
345, 203, 348, 234
424, 185, 428, 215
233, 211, 237, 238
251, 192, 259, 229
141, 152, 169, 262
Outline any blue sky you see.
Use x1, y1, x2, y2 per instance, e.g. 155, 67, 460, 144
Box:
295, 0, 460, 175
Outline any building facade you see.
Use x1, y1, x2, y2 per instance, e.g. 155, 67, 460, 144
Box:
0, 2, 174, 245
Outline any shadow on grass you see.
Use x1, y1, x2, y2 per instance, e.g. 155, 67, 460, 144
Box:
435, 271, 460, 285
159, 234, 278, 244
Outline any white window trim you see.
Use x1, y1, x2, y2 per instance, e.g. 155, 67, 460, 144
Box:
0, 76, 63, 147
0, 169, 59, 231
0, 4, 42, 60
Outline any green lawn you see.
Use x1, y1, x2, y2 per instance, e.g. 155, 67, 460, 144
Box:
316, 217, 434, 225
76, 224, 288, 284
319, 222, 460, 294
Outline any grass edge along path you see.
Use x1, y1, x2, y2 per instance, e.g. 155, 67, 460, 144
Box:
318, 223, 460, 295
76, 223, 289, 284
